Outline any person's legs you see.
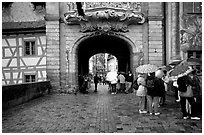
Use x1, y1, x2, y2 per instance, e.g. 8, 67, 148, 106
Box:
125, 82, 130, 93
94, 83, 97, 91
121, 83, 125, 93
147, 95, 153, 114
174, 86, 179, 101
187, 97, 198, 118
153, 96, 160, 113
111, 84, 116, 93
180, 97, 188, 118
140, 96, 146, 111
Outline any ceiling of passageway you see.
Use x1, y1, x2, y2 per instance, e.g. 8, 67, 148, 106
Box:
78, 34, 131, 60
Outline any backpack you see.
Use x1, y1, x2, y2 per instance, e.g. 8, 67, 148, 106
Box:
132, 79, 139, 90
177, 76, 187, 92
146, 79, 154, 88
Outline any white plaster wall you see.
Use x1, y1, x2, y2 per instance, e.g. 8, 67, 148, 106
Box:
2, 59, 9, 67
22, 57, 40, 66
2, 39, 8, 47
7, 39, 16, 46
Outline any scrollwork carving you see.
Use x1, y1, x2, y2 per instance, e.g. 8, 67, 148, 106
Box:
64, 2, 145, 33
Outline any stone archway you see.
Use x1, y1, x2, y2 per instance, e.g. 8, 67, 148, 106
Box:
69, 32, 139, 87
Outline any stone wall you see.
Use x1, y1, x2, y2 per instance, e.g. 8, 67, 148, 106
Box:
46, 3, 61, 91
45, 2, 166, 91
148, 2, 164, 66
2, 81, 51, 110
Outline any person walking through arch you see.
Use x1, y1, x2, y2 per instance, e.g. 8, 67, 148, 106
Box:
125, 71, 134, 94
117, 72, 126, 93
94, 73, 100, 92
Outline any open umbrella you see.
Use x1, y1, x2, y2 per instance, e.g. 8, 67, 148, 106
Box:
169, 60, 182, 66
159, 65, 172, 71
186, 56, 202, 65
136, 64, 158, 74
169, 61, 192, 76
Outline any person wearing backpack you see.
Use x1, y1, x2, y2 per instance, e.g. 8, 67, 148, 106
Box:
178, 74, 200, 120
146, 72, 164, 115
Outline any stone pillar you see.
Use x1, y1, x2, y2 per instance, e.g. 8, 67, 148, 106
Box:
142, 2, 149, 64
59, 3, 68, 88
171, 2, 180, 58
148, 2, 164, 66
45, 2, 60, 91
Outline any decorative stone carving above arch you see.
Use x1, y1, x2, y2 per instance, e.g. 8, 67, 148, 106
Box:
63, 2, 145, 33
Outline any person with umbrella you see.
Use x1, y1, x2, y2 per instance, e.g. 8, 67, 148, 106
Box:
136, 64, 159, 115
106, 71, 118, 94
177, 73, 200, 120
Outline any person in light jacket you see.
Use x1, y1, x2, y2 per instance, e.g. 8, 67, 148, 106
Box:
136, 76, 147, 114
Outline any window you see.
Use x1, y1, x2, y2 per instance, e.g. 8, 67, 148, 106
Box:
25, 75, 36, 82
183, 2, 202, 14
187, 50, 202, 59
24, 40, 36, 56
187, 50, 202, 73
31, 2, 45, 10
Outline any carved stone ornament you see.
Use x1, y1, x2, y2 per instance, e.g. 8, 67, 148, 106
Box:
64, 3, 145, 33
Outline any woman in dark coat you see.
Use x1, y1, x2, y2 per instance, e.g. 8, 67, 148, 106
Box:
146, 71, 165, 115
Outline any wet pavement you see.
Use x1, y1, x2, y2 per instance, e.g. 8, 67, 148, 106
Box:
2, 84, 202, 133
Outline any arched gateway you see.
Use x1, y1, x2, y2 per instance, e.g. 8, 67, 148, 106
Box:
71, 32, 135, 86
46, 2, 165, 91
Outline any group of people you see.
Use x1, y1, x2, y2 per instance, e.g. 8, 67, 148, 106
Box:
106, 71, 133, 95
134, 70, 167, 115
78, 74, 92, 94
78, 73, 107, 93
133, 68, 201, 120
79, 67, 201, 120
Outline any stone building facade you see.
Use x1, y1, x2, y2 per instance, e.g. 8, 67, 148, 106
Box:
2, 2, 202, 92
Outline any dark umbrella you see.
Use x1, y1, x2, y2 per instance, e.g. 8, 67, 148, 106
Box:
169, 60, 182, 66
170, 61, 191, 76
186, 56, 202, 64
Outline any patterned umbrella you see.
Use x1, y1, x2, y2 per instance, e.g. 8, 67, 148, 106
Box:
136, 64, 158, 74
159, 65, 172, 71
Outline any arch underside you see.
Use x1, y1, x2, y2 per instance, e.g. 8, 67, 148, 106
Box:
77, 34, 133, 76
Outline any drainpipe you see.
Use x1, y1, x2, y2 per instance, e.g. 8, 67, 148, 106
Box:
163, 2, 167, 65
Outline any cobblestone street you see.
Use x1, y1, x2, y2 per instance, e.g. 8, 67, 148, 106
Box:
2, 84, 202, 133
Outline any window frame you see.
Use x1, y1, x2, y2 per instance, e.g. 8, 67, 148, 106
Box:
183, 2, 202, 14
187, 50, 202, 73
23, 38, 37, 57
23, 73, 37, 83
